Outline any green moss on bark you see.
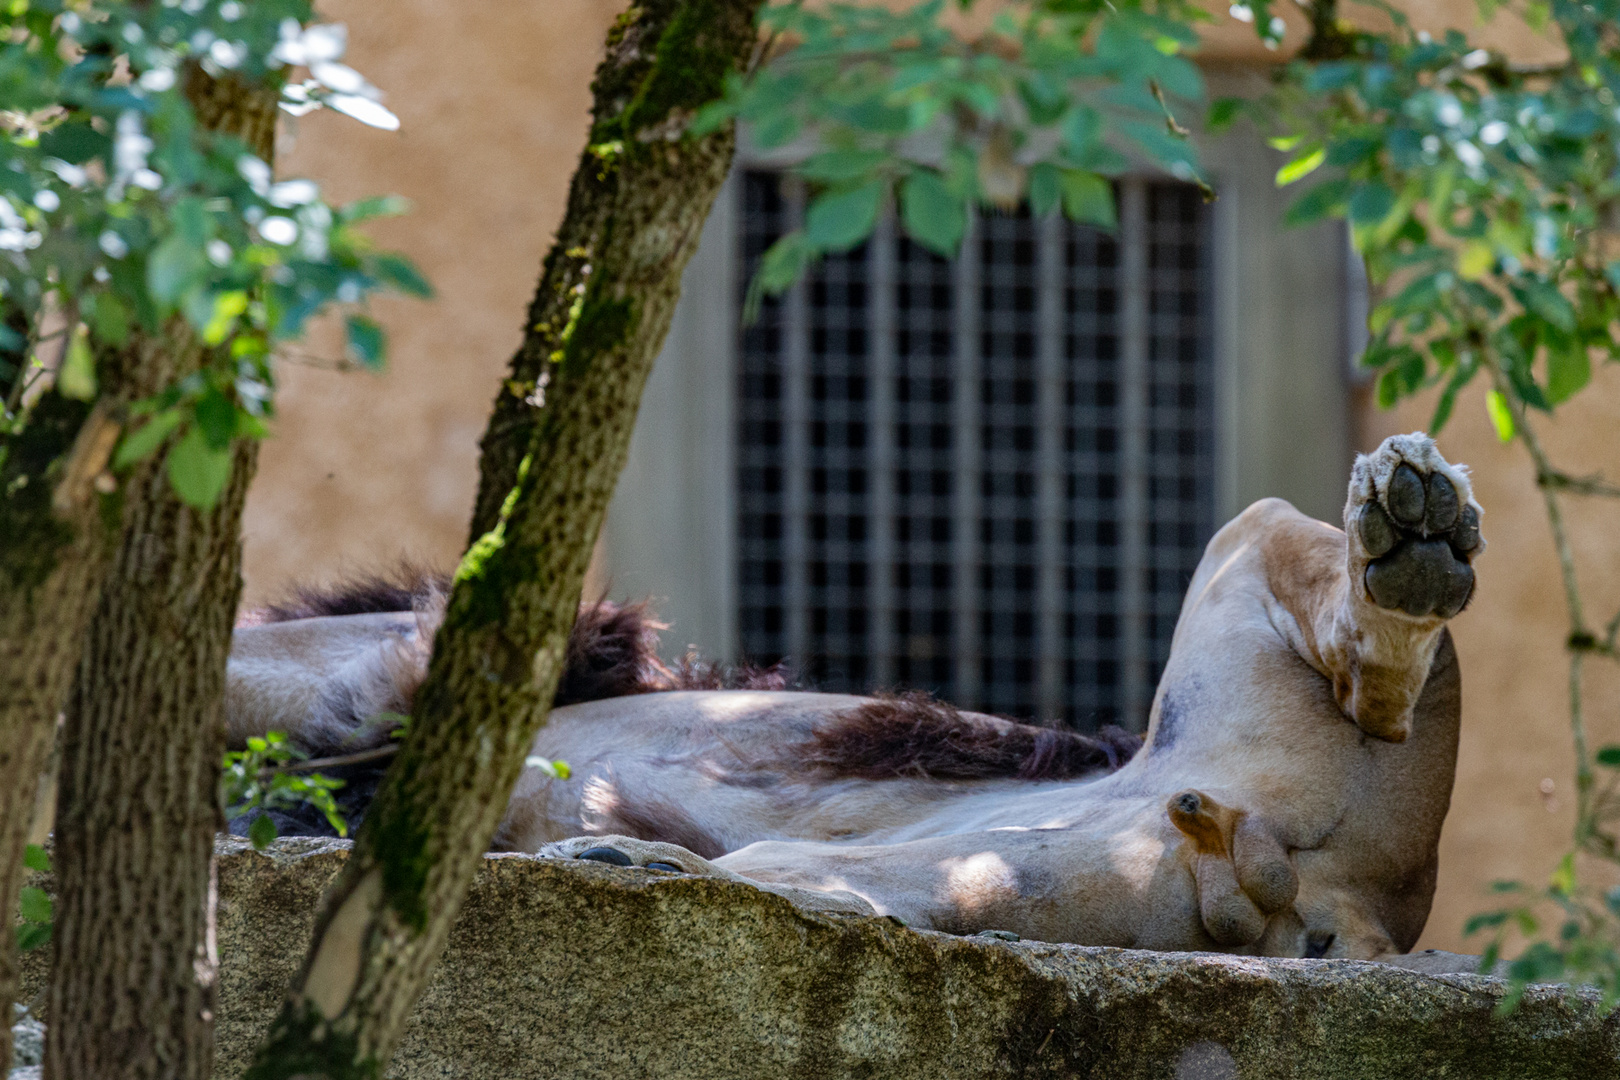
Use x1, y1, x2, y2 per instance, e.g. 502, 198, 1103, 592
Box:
560, 295, 636, 369
244, 1000, 380, 1080
592, 0, 755, 146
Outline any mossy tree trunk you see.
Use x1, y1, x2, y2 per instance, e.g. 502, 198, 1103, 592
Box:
0, 386, 121, 1070
245, 2, 762, 1075
42, 71, 278, 1080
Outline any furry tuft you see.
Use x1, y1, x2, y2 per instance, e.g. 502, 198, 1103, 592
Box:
239, 564, 450, 626
803, 692, 1141, 782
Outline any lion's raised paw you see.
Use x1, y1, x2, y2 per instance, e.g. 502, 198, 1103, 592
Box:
1348, 434, 1483, 620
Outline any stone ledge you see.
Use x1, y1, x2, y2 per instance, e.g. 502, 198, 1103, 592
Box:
18, 837, 1619, 1079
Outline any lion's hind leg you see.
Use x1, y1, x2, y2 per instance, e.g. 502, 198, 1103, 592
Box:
1168, 790, 1299, 947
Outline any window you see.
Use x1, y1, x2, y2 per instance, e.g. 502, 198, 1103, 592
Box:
736, 170, 1213, 729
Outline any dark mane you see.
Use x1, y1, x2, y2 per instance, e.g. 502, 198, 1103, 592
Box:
242, 567, 794, 705
802, 692, 1141, 782
248, 565, 450, 623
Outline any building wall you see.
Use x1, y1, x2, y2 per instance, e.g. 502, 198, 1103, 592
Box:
239, 0, 627, 603
241, 1, 1607, 954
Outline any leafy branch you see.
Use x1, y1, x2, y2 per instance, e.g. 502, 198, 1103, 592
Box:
696, 0, 1211, 315
0, 1, 433, 509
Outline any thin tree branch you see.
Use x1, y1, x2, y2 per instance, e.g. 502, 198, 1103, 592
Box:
267, 744, 399, 777
1538, 469, 1620, 499
1494, 363, 1596, 829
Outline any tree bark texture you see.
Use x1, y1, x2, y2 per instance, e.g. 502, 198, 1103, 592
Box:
0, 387, 121, 1071
44, 70, 278, 1080
246, 3, 763, 1075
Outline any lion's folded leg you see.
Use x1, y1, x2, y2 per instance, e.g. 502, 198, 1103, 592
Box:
1168, 790, 1277, 947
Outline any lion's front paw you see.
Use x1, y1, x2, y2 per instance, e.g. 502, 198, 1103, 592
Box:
1348, 433, 1483, 620
538, 835, 711, 875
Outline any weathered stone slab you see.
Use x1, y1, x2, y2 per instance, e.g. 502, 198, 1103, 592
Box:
19, 837, 1620, 1078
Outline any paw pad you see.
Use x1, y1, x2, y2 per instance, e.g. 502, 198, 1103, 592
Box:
1357, 467, 1479, 619
577, 846, 633, 866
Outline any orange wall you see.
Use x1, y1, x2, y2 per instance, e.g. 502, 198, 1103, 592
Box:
240, 0, 628, 601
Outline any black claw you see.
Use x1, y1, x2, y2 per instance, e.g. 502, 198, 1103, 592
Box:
1357, 502, 1398, 558
1451, 504, 1481, 555
645, 861, 683, 873
1424, 472, 1460, 534
577, 846, 633, 867
1387, 463, 1426, 526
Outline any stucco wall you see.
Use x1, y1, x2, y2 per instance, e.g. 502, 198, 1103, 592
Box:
239, 0, 628, 603
240, 2, 1610, 957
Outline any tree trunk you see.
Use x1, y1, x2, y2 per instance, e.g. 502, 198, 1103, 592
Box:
246, 3, 762, 1075
44, 71, 278, 1080
0, 387, 122, 1071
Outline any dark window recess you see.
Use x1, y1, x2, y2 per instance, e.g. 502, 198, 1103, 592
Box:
735, 170, 1213, 729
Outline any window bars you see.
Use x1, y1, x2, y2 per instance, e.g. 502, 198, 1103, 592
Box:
737, 170, 1213, 730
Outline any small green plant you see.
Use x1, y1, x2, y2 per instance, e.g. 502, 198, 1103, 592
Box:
15, 842, 51, 952
221, 731, 346, 850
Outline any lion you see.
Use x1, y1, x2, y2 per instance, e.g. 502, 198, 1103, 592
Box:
228, 432, 1482, 961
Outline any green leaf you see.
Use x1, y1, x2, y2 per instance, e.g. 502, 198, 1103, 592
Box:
166, 426, 234, 509
1284, 178, 1352, 228
1206, 98, 1244, 132
1545, 338, 1590, 405
16, 923, 50, 952
373, 254, 433, 299
1549, 852, 1576, 896
758, 231, 813, 294
18, 885, 51, 923
744, 231, 814, 322
89, 292, 131, 346
1485, 389, 1515, 442
1595, 745, 1620, 767
1060, 170, 1116, 229
341, 195, 410, 224
1061, 105, 1102, 158
1027, 163, 1061, 219
147, 235, 206, 307
899, 170, 966, 257
1348, 183, 1397, 228
523, 755, 573, 780
113, 409, 184, 470
195, 388, 237, 450
345, 314, 386, 370
248, 813, 278, 851
1514, 279, 1577, 334
173, 198, 209, 247
1464, 910, 1509, 936
1429, 357, 1478, 434
57, 324, 96, 400
806, 181, 884, 252
23, 843, 49, 872
798, 149, 888, 184
39, 121, 109, 165
1275, 147, 1325, 187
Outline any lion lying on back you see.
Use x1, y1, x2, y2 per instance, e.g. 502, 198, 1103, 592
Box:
229, 433, 1483, 960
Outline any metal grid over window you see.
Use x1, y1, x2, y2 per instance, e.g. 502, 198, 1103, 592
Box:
736, 171, 1213, 728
